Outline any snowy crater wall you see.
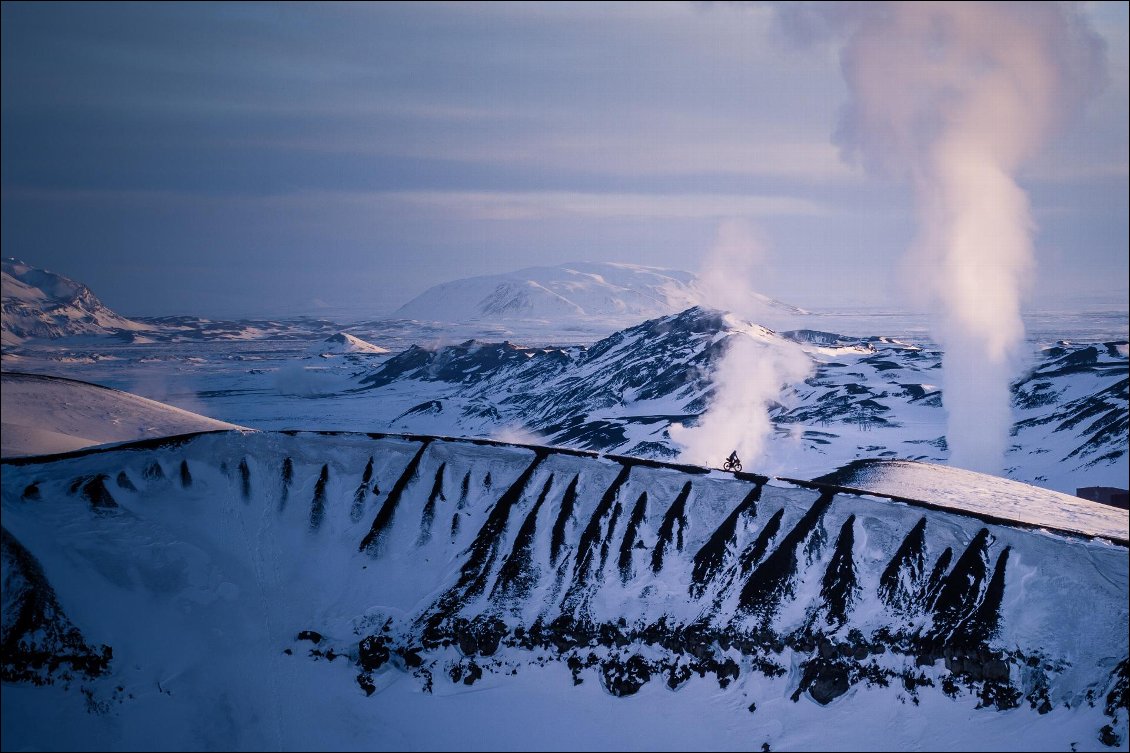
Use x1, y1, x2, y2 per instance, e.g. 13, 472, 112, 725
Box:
1, 432, 1127, 750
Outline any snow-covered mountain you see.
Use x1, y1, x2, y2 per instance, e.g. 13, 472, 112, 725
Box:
0, 260, 357, 347
313, 332, 389, 356
0, 372, 245, 457
2, 431, 1126, 750
1, 259, 149, 346
353, 308, 1128, 494
394, 261, 802, 328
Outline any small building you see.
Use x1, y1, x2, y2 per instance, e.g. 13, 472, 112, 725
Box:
1076, 486, 1130, 510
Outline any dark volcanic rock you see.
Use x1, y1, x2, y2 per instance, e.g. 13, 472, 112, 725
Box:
797, 658, 851, 705
691, 484, 761, 598
310, 464, 330, 530
1, 527, 112, 685
651, 481, 692, 574
75, 475, 117, 510
358, 635, 391, 671
739, 491, 834, 623
601, 654, 652, 697
819, 515, 859, 627
878, 517, 927, 614
360, 441, 432, 553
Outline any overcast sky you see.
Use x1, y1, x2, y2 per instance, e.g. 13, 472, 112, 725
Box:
2, 1, 1126, 318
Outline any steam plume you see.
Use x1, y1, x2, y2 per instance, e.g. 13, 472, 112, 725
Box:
789, 2, 1104, 473
672, 220, 811, 468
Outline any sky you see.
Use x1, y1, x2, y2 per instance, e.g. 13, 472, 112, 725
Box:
2, 1, 1127, 318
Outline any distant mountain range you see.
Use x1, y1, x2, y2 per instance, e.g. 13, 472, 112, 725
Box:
3, 259, 802, 344
354, 307, 1128, 493
4, 260, 1125, 493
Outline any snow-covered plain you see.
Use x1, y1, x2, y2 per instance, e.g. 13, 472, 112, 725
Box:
7, 306, 1123, 495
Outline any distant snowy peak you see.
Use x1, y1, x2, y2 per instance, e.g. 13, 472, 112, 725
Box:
1, 258, 148, 345
316, 332, 389, 355
394, 261, 801, 326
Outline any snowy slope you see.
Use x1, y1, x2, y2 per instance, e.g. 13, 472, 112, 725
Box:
0, 372, 245, 457
132, 314, 345, 343
816, 459, 1128, 542
1010, 342, 1128, 483
1, 432, 1126, 751
394, 261, 802, 328
1, 259, 149, 346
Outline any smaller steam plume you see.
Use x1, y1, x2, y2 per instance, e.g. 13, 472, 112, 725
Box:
672, 220, 810, 468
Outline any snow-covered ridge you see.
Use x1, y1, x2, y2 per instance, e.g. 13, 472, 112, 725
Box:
813, 459, 1128, 545
7, 430, 1125, 544
2, 431, 1126, 750
2, 258, 148, 345
0, 372, 246, 458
